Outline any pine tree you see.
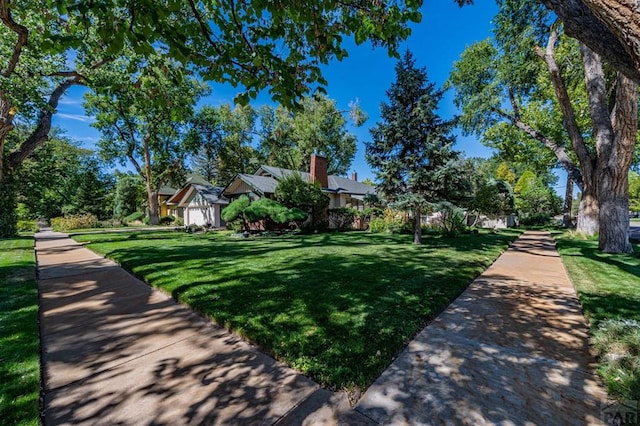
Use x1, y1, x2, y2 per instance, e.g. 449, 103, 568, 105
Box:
366, 51, 463, 244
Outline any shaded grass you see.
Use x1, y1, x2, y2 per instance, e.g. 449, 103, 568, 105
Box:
0, 237, 40, 426
74, 229, 521, 391
556, 233, 640, 400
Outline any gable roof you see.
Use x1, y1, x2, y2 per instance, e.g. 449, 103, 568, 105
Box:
240, 165, 375, 195
167, 183, 228, 206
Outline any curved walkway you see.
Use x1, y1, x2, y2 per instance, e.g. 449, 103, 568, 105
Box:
37, 229, 606, 425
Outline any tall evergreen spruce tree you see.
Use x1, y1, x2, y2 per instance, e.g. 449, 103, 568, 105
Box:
366, 51, 462, 244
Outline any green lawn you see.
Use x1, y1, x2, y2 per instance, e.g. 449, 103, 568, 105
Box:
0, 237, 40, 426
73, 229, 521, 391
556, 233, 640, 400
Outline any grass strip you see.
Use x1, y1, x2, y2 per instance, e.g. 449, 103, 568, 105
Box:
556, 233, 640, 401
0, 236, 40, 425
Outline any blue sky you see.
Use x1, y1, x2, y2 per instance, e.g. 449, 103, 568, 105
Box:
53, 1, 501, 183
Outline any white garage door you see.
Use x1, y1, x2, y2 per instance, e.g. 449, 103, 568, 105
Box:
186, 207, 206, 226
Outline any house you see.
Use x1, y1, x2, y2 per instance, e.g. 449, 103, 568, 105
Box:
166, 182, 228, 228
158, 185, 177, 217
223, 154, 376, 211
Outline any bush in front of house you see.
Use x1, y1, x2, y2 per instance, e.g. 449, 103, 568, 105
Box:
329, 207, 357, 230
51, 214, 99, 231
159, 215, 175, 225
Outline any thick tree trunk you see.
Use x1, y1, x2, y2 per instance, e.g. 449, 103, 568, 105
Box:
541, 0, 640, 82
147, 190, 160, 225
0, 173, 17, 237
576, 187, 599, 235
563, 175, 574, 228
413, 205, 422, 245
596, 73, 638, 253
598, 170, 631, 253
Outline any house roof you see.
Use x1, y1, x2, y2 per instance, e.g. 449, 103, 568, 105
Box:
250, 165, 375, 195
158, 185, 177, 196
234, 173, 281, 195
192, 184, 228, 205
167, 183, 228, 206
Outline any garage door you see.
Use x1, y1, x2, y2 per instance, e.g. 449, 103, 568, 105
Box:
186, 207, 206, 226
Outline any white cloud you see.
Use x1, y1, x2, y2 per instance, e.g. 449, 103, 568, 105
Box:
56, 113, 95, 123
58, 98, 83, 106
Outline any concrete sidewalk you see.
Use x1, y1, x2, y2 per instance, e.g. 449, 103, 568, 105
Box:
37, 229, 364, 425
38, 229, 607, 425
355, 231, 607, 425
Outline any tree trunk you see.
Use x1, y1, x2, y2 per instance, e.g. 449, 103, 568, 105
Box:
563, 175, 574, 228
576, 187, 599, 235
413, 205, 422, 245
598, 169, 631, 253
147, 189, 160, 225
0, 173, 17, 237
596, 73, 638, 253
541, 0, 640, 82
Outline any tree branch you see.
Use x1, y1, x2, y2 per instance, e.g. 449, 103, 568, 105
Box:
540, 0, 640, 82
492, 106, 584, 190
0, 0, 29, 78
534, 22, 595, 184
8, 76, 82, 169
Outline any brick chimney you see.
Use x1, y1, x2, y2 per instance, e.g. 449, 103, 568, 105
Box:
310, 154, 328, 188
351, 171, 357, 181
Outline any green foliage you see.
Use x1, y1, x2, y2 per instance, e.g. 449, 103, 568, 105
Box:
86, 54, 209, 224
433, 202, 466, 237
629, 172, 640, 213
274, 174, 329, 228
50, 214, 99, 231
366, 51, 466, 243
257, 94, 364, 175
0, 237, 40, 425
368, 208, 406, 234
124, 211, 145, 224
113, 173, 146, 219
328, 207, 357, 230
187, 104, 260, 186
221, 195, 251, 227
514, 170, 562, 219
159, 215, 175, 225
56, 1, 420, 107
16, 220, 38, 233
72, 228, 521, 391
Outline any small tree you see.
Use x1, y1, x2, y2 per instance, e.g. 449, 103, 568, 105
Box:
274, 174, 329, 229
366, 50, 463, 244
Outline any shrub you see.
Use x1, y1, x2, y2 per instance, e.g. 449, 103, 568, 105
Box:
329, 207, 357, 230
433, 202, 466, 237
175, 217, 184, 226
142, 216, 150, 225
368, 208, 406, 234
592, 319, 640, 400
124, 211, 144, 223
50, 214, 99, 231
159, 215, 175, 225
16, 220, 39, 233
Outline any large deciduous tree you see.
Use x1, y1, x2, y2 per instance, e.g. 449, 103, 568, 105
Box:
449, 1, 639, 253
63, 0, 422, 106
0, 1, 110, 236
457, 0, 640, 82
257, 94, 366, 175
0, 0, 421, 236
187, 104, 260, 186
85, 55, 208, 225
366, 51, 463, 245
